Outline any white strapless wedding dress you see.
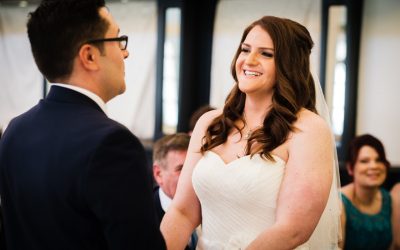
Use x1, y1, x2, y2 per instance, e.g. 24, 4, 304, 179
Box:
192, 151, 311, 250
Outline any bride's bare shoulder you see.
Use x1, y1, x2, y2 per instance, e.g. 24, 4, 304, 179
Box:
189, 108, 221, 140
294, 108, 331, 134
194, 108, 222, 130
287, 108, 333, 150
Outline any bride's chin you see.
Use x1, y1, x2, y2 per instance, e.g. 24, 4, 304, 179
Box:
238, 82, 250, 93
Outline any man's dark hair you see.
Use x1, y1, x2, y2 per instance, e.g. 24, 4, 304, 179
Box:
27, 0, 108, 82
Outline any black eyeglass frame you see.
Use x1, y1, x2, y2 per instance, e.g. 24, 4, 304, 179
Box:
85, 35, 128, 50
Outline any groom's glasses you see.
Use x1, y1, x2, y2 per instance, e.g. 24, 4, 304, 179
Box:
86, 35, 128, 50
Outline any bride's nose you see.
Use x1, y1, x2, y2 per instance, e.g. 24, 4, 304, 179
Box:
244, 52, 258, 65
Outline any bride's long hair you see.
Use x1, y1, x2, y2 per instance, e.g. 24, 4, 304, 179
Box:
201, 16, 317, 160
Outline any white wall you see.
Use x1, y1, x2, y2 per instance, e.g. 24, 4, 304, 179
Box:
0, 6, 43, 130
358, 0, 400, 166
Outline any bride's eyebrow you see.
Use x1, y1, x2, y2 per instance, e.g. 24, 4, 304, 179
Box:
241, 42, 274, 51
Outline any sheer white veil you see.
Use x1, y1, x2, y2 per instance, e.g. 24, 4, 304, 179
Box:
308, 71, 342, 249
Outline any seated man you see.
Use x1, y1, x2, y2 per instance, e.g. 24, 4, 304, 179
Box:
152, 133, 196, 250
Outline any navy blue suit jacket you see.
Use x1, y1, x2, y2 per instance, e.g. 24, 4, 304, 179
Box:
0, 86, 165, 250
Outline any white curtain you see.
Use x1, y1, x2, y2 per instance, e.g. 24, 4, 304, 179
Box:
0, 1, 157, 139
0, 5, 43, 131
107, 1, 157, 139
210, 0, 321, 108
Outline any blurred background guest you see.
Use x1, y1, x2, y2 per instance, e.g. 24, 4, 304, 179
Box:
340, 134, 392, 250
391, 183, 400, 250
152, 133, 196, 249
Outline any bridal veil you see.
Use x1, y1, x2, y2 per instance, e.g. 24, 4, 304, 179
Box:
308, 72, 342, 249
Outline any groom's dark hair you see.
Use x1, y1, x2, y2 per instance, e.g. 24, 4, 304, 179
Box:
27, 0, 108, 82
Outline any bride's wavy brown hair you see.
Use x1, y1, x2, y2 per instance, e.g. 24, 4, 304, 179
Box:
201, 16, 317, 160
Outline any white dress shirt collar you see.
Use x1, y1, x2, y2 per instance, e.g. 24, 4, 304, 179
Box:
159, 187, 172, 212
51, 83, 107, 115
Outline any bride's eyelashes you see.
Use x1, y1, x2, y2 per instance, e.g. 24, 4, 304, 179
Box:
261, 51, 274, 58
240, 46, 274, 58
240, 46, 250, 53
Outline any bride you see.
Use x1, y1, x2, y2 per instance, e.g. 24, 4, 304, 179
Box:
161, 16, 341, 250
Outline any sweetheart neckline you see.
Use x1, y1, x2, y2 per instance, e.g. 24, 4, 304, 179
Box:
207, 150, 285, 166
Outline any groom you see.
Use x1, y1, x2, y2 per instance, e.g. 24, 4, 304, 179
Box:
0, 0, 165, 249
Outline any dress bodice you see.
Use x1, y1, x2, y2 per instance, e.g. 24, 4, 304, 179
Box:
342, 188, 392, 250
192, 151, 289, 249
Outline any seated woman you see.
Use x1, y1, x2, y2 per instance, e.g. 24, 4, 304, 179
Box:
391, 183, 400, 250
340, 134, 392, 250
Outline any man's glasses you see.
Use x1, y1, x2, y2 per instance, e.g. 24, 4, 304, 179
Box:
86, 35, 128, 50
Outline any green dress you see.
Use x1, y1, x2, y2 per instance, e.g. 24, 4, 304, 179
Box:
342, 188, 392, 250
